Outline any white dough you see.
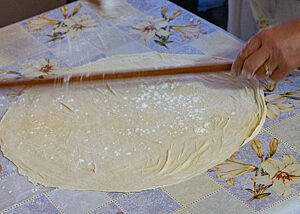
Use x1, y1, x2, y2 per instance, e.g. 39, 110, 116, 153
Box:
0, 53, 266, 192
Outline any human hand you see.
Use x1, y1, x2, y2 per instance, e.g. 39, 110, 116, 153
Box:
231, 19, 300, 81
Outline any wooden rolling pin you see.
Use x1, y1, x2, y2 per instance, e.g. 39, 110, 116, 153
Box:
0, 62, 232, 88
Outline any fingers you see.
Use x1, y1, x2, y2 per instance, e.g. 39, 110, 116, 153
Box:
266, 59, 278, 74
232, 35, 262, 76
255, 66, 269, 79
241, 47, 269, 78
267, 55, 295, 81
269, 66, 289, 81
233, 20, 300, 81
242, 35, 262, 58
255, 55, 278, 79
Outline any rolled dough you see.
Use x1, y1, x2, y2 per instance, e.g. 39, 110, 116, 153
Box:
0, 52, 266, 192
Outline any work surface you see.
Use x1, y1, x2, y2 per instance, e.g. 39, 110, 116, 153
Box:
0, 0, 299, 213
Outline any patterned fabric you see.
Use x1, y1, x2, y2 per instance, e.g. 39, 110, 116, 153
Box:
0, 0, 299, 213
228, 0, 300, 40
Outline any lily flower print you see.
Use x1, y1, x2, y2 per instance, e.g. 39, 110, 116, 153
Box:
252, 155, 300, 196
130, 6, 204, 48
215, 152, 258, 186
54, 14, 99, 39
26, 3, 99, 42
171, 19, 203, 41
18, 58, 67, 77
27, 14, 60, 33
130, 17, 171, 42
265, 94, 294, 120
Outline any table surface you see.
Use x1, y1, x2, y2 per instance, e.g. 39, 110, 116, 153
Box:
0, 1, 299, 213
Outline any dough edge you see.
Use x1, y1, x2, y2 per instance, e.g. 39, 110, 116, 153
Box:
0, 53, 267, 192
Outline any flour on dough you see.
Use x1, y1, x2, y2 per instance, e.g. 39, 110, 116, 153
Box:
0, 52, 266, 192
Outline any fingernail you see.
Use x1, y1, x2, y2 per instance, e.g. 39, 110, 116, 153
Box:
241, 68, 245, 75
246, 72, 253, 79
241, 68, 247, 77
231, 68, 237, 77
241, 69, 252, 79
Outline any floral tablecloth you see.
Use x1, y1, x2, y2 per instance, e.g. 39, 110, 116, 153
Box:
0, 0, 299, 213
